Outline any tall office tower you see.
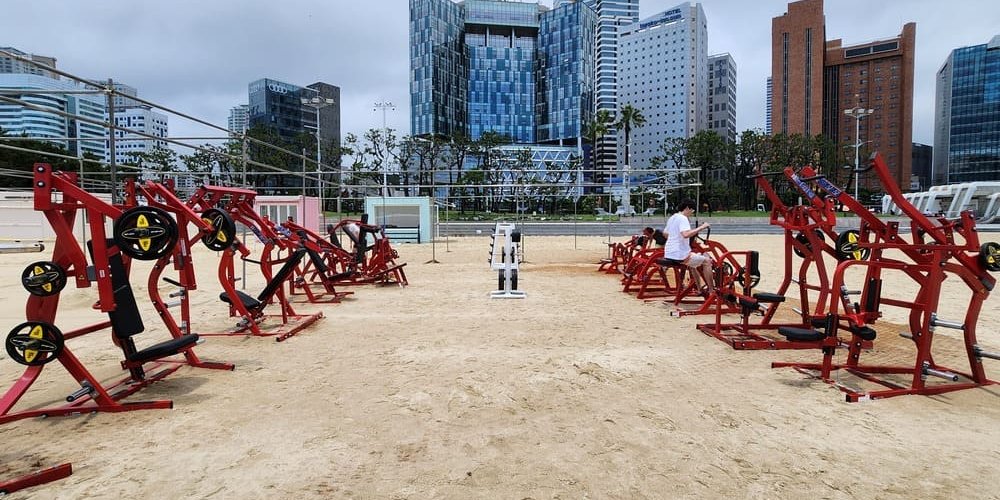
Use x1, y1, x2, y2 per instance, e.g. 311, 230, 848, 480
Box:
617, 2, 708, 169
0, 73, 107, 158
0, 47, 58, 79
584, 0, 639, 180
108, 107, 169, 165
911, 142, 932, 191
410, 0, 466, 138
537, 0, 596, 146
770, 0, 824, 137
410, 0, 595, 144
771, 0, 915, 194
934, 35, 1000, 184
228, 104, 249, 135
708, 53, 737, 143
247, 78, 340, 151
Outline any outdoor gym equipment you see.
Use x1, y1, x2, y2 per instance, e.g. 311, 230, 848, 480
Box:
1, 165, 227, 425
279, 219, 354, 303
489, 222, 526, 299
772, 153, 999, 401
185, 185, 323, 342
598, 229, 654, 275
696, 167, 868, 349
122, 179, 239, 365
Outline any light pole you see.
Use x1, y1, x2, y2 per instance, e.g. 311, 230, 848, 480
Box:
373, 101, 395, 197
844, 104, 874, 202
301, 93, 335, 226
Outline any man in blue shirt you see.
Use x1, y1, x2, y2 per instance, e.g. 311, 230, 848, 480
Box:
664, 199, 714, 296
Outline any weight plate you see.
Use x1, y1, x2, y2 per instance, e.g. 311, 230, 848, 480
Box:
980, 242, 1000, 272
113, 206, 178, 260
5, 321, 64, 366
836, 229, 871, 262
201, 208, 237, 251
21, 261, 67, 297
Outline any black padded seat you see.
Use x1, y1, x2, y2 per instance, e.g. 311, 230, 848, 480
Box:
127, 334, 199, 364
850, 325, 877, 341
655, 258, 686, 267
778, 326, 825, 342
753, 292, 785, 303
738, 297, 758, 309
219, 290, 261, 311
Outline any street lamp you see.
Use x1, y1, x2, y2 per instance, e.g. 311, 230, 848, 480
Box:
301, 93, 335, 225
373, 100, 395, 197
844, 104, 874, 202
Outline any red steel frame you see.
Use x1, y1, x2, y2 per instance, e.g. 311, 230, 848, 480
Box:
0, 463, 72, 495
186, 185, 322, 341
307, 219, 408, 287
277, 219, 354, 303
1, 166, 220, 425
695, 167, 856, 348
772, 153, 998, 401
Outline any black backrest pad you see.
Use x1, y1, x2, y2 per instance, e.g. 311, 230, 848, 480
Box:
749, 251, 760, 276
863, 278, 882, 313
256, 249, 307, 302
305, 247, 330, 274
88, 240, 145, 338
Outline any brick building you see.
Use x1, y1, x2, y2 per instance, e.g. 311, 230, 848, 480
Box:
771, 0, 915, 195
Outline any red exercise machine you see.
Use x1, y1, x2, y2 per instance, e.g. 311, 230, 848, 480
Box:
772, 153, 1000, 401
185, 185, 323, 342
2, 165, 229, 425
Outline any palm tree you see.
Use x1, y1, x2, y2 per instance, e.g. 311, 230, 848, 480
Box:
584, 109, 614, 171
615, 104, 646, 169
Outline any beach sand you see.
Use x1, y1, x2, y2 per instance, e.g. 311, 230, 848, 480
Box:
1, 234, 998, 499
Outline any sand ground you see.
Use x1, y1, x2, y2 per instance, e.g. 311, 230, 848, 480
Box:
1, 234, 999, 499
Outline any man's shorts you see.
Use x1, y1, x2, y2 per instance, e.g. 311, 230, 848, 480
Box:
685, 253, 711, 268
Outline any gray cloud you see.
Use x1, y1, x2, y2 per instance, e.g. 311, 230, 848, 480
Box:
3, 0, 998, 148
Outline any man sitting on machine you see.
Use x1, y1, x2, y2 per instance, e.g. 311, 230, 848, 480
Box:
663, 199, 714, 296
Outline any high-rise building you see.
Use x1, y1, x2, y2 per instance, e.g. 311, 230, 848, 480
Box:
409, 0, 595, 145
228, 104, 249, 135
933, 35, 1000, 184
770, 0, 915, 194
708, 53, 737, 143
585, 0, 640, 177
617, 2, 708, 169
247, 78, 340, 152
109, 107, 168, 165
911, 142, 932, 191
0, 72, 106, 159
0, 47, 58, 79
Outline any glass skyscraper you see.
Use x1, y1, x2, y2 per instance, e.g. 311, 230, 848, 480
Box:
934, 35, 1000, 184
409, 0, 595, 146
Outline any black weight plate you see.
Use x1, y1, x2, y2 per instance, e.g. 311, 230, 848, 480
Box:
113, 206, 178, 260
201, 208, 237, 251
21, 261, 67, 297
5, 321, 64, 366
836, 229, 871, 262
980, 242, 1000, 272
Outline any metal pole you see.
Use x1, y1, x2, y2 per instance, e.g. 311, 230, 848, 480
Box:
106, 78, 117, 203
854, 114, 861, 201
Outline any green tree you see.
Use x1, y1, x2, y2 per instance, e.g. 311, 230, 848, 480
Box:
584, 109, 614, 179
615, 104, 646, 169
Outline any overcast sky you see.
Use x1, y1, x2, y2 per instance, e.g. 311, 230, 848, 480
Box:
2, 0, 997, 148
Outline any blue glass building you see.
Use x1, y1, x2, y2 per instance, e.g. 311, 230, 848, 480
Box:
409, 0, 595, 146
933, 35, 1000, 183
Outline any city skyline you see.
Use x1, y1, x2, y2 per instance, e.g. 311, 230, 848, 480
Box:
1, 0, 997, 150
